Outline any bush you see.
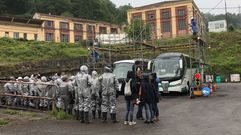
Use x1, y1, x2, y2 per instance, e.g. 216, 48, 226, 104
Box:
50, 109, 74, 120
0, 119, 9, 127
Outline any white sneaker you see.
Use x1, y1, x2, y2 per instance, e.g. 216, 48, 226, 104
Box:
129, 121, 136, 126
124, 121, 128, 125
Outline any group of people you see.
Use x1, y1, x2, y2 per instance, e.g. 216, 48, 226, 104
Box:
1, 75, 55, 109
1, 65, 161, 125
1, 65, 119, 124
122, 67, 160, 126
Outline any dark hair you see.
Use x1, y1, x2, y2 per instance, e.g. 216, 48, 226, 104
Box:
127, 71, 134, 79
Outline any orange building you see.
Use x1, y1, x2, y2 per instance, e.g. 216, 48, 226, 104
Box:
0, 16, 44, 41
33, 13, 121, 43
127, 0, 205, 39
0, 13, 121, 44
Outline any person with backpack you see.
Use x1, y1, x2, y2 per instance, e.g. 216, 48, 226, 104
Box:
122, 71, 138, 126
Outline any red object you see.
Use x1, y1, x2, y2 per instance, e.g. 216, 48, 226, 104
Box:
213, 84, 217, 92
195, 73, 201, 79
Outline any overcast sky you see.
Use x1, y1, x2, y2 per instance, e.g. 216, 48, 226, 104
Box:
110, 0, 241, 14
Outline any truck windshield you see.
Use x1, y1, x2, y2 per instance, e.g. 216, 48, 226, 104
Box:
153, 58, 182, 78
113, 63, 133, 79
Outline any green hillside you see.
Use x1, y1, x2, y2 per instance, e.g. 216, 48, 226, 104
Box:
0, 38, 88, 66
208, 31, 241, 79
0, 31, 240, 80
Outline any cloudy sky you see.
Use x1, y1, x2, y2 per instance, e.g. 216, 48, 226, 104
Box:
110, 0, 241, 14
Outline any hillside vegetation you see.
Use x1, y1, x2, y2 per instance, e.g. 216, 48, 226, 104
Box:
208, 31, 241, 79
0, 38, 88, 66
0, 0, 132, 25
0, 31, 240, 80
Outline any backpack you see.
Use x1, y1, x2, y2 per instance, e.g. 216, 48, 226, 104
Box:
124, 79, 132, 96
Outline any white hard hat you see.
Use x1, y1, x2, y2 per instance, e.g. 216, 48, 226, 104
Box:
41, 76, 47, 82
80, 65, 88, 73
17, 77, 23, 80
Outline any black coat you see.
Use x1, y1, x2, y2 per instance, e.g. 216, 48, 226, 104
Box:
140, 74, 156, 104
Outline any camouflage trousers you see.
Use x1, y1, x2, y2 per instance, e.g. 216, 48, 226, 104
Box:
101, 93, 117, 114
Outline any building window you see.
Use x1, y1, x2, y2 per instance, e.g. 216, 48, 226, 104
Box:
74, 35, 83, 43
162, 21, 171, 32
99, 26, 107, 34
74, 23, 83, 32
161, 9, 171, 33
176, 7, 187, 31
132, 13, 142, 21
60, 34, 69, 42
4, 32, 9, 37
87, 25, 95, 39
45, 33, 54, 41
87, 25, 94, 34
60, 22, 69, 30
34, 34, 38, 41
162, 11, 170, 19
45, 21, 54, 28
146, 11, 156, 35
177, 9, 186, 17
23, 33, 27, 39
13, 32, 19, 39
110, 28, 118, 34
178, 19, 186, 30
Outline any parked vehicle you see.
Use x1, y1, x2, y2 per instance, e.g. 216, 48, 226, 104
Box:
152, 52, 201, 93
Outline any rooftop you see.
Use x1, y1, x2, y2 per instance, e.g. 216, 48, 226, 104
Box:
128, 0, 193, 11
34, 13, 120, 27
0, 16, 44, 27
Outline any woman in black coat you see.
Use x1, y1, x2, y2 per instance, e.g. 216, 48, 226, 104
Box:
139, 73, 155, 123
121, 70, 137, 125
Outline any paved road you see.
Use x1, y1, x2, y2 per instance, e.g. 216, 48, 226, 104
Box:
1, 83, 241, 135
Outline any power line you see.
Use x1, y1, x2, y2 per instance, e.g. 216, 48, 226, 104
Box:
206, 0, 224, 13
200, 7, 240, 10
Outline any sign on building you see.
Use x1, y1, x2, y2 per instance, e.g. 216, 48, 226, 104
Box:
96, 34, 129, 45
208, 20, 227, 32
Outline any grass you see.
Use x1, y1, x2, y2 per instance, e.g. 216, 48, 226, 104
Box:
0, 119, 9, 127
3, 109, 19, 115
0, 38, 88, 66
3, 109, 39, 117
207, 31, 241, 80
50, 109, 74, 120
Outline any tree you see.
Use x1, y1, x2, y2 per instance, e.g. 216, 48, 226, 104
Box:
125, 20, 152, 42
2, 0, 33, 15
228, 25, 235, 32
0, 0, 6, 15
116, 5, 133, 25
0, 0, 130, 24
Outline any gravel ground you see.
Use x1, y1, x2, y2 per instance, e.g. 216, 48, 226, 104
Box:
1, 83, 241, 135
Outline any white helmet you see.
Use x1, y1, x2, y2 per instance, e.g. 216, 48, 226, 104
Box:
80, 65, 88, 74
17, 77, 23, 81
69, 76, 75, 80
41, 76, 47, 82
92, 71, 98, 78
23, 76, 30, 82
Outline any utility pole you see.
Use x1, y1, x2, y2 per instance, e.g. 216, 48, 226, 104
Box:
239, 5, 241, 17
224, 0, 228, 29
